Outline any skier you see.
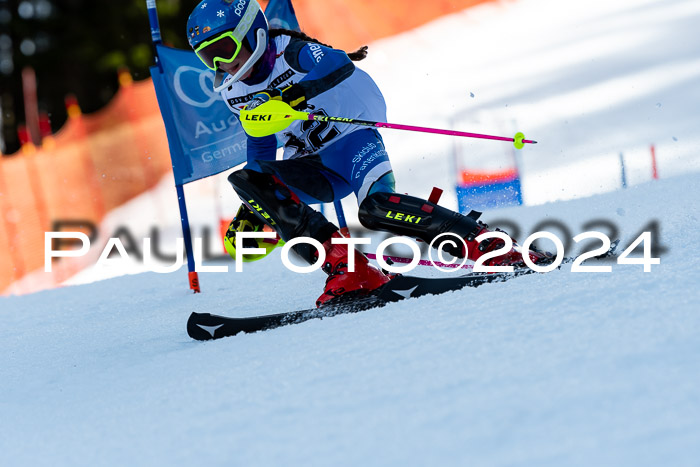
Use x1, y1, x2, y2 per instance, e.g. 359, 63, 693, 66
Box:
187, 0, 551, 306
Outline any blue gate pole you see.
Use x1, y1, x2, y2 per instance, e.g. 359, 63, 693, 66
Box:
146, 0, 162, 46
147, 0, 200, 292
333, 200, 350, 237
176, 184, 200, 292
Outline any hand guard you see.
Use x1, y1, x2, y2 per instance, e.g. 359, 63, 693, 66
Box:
244, 91, 275, 111
223, 204, 284, 262
243, 84, 307, 112
277, 84, 307, 110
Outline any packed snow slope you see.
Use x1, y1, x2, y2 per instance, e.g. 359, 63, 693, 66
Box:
2, 171, 699, 466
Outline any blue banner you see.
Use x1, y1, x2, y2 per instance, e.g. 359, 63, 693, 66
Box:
150, 0, 300, 186
150, 45, 247, 185
456, 178, 523, 212
266, 0, 300, 30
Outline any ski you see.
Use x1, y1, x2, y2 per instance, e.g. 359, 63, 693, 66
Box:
188, 269, 548, 341
187, 270, 516, 341
187, 240, 619, 341
187, 294, 386, 341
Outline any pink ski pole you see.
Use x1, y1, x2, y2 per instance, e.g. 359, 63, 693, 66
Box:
240, 101, 537, 148
308, 114, 536, 149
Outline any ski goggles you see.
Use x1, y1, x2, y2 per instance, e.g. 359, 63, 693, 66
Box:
194, 31, 242, 71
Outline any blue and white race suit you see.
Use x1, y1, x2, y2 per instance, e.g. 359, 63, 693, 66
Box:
220, 34, 395, 205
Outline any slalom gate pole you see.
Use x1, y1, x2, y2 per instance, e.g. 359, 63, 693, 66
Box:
333, 200, 350, 237
176, 184, 200, 293
146, 0, 162, 47
147, 0, 200, 292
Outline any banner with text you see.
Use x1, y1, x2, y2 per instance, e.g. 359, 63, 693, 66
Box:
150, 45, 247, 185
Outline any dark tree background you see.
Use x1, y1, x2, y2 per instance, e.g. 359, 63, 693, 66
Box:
0, 0, 194, 155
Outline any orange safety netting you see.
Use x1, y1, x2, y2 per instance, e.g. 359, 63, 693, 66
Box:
0, 79, 172, 294
1, 0, 496, 295
289, 0, 495, 51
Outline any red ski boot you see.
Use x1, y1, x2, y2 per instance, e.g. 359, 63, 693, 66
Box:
316, 232, 391, 307
464, 222, 553, 268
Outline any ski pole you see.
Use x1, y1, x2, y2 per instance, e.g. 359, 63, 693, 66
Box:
240, 100, 537, 149
307, 115, 536, 149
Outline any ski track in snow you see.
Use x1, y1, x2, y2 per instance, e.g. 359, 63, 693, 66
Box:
2, 0, 700, 465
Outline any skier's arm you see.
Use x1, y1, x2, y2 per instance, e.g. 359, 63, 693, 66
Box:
276, 39, 355, 109
240, 39, 355, 141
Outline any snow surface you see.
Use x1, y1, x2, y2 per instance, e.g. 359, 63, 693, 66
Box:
2, 0, 700, 465
2, 170, 699, 467
362, 0, 700, 208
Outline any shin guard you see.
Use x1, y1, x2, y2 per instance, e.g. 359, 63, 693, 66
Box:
228, 169, 337, 263
358, 192, 482, 258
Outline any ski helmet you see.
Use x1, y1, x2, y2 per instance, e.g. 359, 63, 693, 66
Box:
187, 0, 269, 88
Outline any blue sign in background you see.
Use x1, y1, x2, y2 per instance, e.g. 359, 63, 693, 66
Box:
456, 179, 523, 212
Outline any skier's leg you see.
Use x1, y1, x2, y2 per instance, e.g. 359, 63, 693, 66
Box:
227, 167, 388, 306
253, 156, 353, 205
357, 191, 551, 266
325, 130, 551, 266
227, 168, 336, 263
318, 128, 395, 205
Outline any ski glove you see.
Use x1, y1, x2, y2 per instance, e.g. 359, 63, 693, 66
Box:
244, 84, 307, 112
223, 204, 284, 262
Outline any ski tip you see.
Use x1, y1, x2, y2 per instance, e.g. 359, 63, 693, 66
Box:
187, 312, 217, 341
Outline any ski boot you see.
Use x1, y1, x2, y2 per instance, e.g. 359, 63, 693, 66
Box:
462, 221, 553, 268
316, 231, 391, 307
